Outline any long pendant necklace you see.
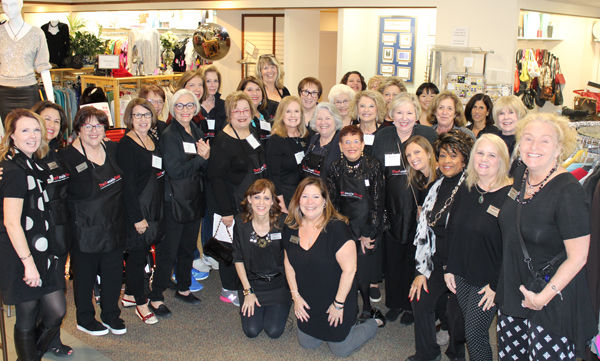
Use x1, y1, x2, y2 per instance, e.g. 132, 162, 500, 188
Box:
6, 21, 25, 41
475, 184, 489, 204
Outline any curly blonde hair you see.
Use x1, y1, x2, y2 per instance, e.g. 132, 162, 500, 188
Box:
515, 112, 577, 163
349, 90, 386, 124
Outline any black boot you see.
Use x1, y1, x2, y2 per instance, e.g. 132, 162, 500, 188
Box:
35, 325, 60, 358
14, 327, 40, 361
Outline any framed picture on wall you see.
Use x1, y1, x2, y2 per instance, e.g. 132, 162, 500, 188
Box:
382, 47, 394, 62
396, 50, 411, 63
384, 18, 411, 32
399, 34, 412, 48
397, 66, 411, 79
382, 33, 396, 45
380, 64, 394, 76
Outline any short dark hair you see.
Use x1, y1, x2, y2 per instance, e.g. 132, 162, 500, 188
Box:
340, 71, 366, 91
339, 124, 363, 143
434, 129, 474, 164
139, 84, 166, 101
298, 77, 323, 99
31, 100, 68, 142
416, 82, 439, 96
73, 106, 110, 133
464, 93, 494, 126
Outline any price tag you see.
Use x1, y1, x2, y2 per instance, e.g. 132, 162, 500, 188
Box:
294, 151, 305, 165
246, 134, 261, 149
384, 153, 401, 167
364, 134, 375, 145
152, 155, 162, 169
206, 119, 215, 130
183, 142, 196, 154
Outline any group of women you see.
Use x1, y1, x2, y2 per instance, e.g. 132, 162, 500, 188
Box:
0, 59, 596, 361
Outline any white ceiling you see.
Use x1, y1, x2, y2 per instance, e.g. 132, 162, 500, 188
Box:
549, 0, 600, 9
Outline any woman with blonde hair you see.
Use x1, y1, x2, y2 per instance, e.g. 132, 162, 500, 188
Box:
377, 76, 407, 106
266, 96, 309, 210
256, 54, 290, 103
328, 84, 355, 127
496, 113, 596, 361
429, 91, 475, 139
350, 90, 386, 154
444, 134, 512, 361
492, 95, 527, 156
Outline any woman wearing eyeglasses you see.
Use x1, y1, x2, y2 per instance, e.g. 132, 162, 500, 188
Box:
139, 84, 168, 142
117, 98, 164, 325
148, 89, 210, 316
328, 84, 356, 128
298, 77, 322, 129
60, 106, 126, 336
208, 91, 268, 306
256, 54, 290, 103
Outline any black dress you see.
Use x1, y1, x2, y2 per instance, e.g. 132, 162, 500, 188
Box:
282, 220, 357, 342
0, 151, 60, 305
266, 134, 308, 206
496, 166, 596, 357
199, 93, 226, 140
232, 214, 290, 306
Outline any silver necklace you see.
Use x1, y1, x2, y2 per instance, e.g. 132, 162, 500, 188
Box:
7, 21, 25, 40
475, 184, 489, 204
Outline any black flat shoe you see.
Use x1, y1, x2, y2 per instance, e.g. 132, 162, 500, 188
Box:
49, 344, 73, 357
400, 310, 414, 325
148, 303, 172, 317
371, 308, 386, 328
174, 291, 201, 305
385, 308, 402, 322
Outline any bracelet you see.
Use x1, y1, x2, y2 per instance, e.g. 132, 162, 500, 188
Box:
550, 284, 563, 301
334, 299, 345, 306
243, 287, 254, 296
332, 302, 344, 310
19, 253, 32, 261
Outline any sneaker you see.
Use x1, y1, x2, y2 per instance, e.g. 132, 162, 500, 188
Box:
191, 268, 209, 281
101, 318, 127, 335
219, 288, 239, 307
436, 329, 449, 346
192, 258, 211, 273
369, 286, 382, 303
77, 320, 109, 336
189, 275, 204, 292
202, 255, 219, 270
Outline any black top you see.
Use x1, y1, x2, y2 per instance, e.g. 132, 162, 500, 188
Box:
446, 184, 510, 290
207, 130, 266, 216
41, 22, 70, 67
361, 125, 383, 156
282, 219, 357, 342
160, 120, 207, 201
371, 124, 437, 165
496, 165, 595, 356
265, 134, 308, 206
199, 93, 227, 139
466, 123, 501, 138
326, 154, 384, 239
59, 141, 120, 200
260, 100, 279, 121
499, 133, 516, 156
116, 135, 158, 225
302, 131, 340, 180
267, 87, 290, 103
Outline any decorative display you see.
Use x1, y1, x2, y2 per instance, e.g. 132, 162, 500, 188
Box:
377, 16, 416, 82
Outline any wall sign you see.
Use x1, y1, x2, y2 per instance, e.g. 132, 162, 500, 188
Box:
377, 16, 416, 82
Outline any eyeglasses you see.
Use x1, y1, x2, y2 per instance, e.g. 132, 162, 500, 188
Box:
132, 112, 152, 120
82, 123, 105, 132
174, 103, 196, 111
301, 90, 319, 98
334, 99, 350, 106
232, 108, 251, 116
147, 99, 164, 106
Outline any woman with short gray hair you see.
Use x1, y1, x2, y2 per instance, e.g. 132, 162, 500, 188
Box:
301, 102, 342, 180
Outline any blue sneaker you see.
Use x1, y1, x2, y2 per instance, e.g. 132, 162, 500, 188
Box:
191, 268, 209, 281
189, 275, 204, 292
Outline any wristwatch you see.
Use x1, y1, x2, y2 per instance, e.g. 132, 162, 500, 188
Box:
243, 287, 254, 296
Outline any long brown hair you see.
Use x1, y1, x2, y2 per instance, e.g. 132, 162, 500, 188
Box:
0, 109, 49, 160
404, 135, 437, 190
285, 177, 347, 230
239, 179, 282, 229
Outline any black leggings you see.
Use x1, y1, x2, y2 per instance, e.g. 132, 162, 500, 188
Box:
241, 303, 290, 339
15, 290, 66, 332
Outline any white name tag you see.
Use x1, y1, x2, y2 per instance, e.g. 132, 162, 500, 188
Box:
294, 151, 305, 165
75, 162, 88, 173
364, 134, 375, 145
183, 142, 196, 154
487, 205, 500, 217
152, 155, 162, 169
206, 119, 215, 130
246, 134, 261, 149
260, 120, 272, 132
270, 232, 282, 240
364, 179, 370, 187
385, 153, 401, 167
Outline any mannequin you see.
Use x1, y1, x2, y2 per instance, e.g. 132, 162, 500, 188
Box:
0, 0, 54, 123
42, 19, 70, 68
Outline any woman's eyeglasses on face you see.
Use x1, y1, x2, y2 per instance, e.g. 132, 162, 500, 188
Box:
232, 108, 251, 116
301, 90, 319, 98
82, 123, 105, 132
174, 103, 196, 111
132, 112, 152, 120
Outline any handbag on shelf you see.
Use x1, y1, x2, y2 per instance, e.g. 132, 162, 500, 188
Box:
203, 217, 234, 266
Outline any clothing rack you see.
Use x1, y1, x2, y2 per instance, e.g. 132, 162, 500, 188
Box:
80, 74, 182, 127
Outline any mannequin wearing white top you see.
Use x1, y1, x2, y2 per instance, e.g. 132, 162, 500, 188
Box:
1, 0, 54, 102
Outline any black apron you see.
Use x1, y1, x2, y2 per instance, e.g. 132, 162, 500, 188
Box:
69, 143, 124, 253
231, 127, 267, 213
301, 137, 326, 177
338, 167, 372, 241
43, 151, 71, 256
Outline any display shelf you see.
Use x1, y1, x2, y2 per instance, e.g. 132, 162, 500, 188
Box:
49, 67, 95, 86
80, 73, 183, 127
517, 37, 564, 40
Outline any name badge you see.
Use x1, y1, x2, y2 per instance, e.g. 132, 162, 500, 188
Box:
487, 205, 500, 217
152, 155, 162, 169
260, 120, 272, 132
47, 161, 58, 170
364, 179, 370, 187
183, 142, 196, 154
289, 235, 300, 244
206, 119, 215, 130
294, 151, 305, 165
364, 134, 375, 146
508, 187, 518, 200
246, 134, 261, 149
270, 232, 282, 240
384, 153, 401, 167
75, 162, 88, 173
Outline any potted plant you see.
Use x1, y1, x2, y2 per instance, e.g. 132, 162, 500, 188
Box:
66, 14, 106, 68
